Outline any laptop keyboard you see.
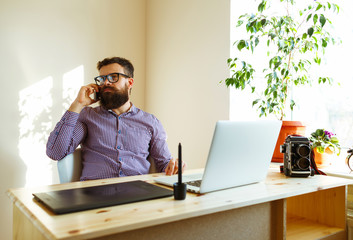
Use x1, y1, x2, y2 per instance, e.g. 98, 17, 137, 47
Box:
186, 180, 202, 187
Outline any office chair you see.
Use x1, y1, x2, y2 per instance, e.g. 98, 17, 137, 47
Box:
57, 148, 158, 183
57, 148, 82, 183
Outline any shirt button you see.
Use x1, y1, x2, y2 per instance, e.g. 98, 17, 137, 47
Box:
118, 130, 121, 134
117, 146, 121, 149
119, 157, 122, 161
118, 116, 121, 120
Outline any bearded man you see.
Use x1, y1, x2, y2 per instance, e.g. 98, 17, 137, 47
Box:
47, 57, 184, 180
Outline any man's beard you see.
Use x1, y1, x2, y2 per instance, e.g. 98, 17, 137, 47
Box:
99, 84, 129, 110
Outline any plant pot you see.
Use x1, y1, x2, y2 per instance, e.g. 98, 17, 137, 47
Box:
271, 121, 306, 163
313, 147, 333, 167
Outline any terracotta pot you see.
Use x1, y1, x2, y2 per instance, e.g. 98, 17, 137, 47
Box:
313, 147, 333, 167
271, 121, 306, 163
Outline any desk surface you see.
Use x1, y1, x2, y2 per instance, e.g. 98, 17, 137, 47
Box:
7, 167, 353, 240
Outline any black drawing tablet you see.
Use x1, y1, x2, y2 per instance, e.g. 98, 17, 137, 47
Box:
33, 180, 173, 214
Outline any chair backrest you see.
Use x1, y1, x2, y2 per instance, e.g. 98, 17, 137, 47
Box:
57, 148, 82, 183
148, 156, 158, 173
57, 149, 158, 183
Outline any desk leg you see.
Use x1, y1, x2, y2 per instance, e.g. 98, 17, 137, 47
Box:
13, 204, 47, 240
272, 199, 286, 240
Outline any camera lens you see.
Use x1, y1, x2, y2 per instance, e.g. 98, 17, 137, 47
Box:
297, 157, 310, 170
297, 144, 310, 157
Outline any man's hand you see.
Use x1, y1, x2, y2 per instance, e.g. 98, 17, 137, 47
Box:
165, 158, 186, 176
69, 84, 100, 113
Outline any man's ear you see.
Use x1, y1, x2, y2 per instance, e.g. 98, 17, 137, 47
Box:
128, 78, 134, 94
128, 78, 134, 87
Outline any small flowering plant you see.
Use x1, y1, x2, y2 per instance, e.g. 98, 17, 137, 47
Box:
309, 129, 341, 155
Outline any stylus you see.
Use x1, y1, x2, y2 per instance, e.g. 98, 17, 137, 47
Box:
173, 143, 186, 200
178, 143, 182, 184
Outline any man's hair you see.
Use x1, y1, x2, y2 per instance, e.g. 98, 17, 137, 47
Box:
97, 57, 134, 78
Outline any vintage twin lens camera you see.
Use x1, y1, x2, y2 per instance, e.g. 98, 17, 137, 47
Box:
280, 135, 314, 177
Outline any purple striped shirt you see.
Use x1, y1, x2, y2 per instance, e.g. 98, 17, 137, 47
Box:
46, 104, 172, 180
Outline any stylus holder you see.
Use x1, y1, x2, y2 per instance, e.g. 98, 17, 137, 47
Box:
173, 182, 186, 200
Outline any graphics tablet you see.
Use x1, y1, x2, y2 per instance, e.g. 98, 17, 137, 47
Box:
33, 180, 173, 214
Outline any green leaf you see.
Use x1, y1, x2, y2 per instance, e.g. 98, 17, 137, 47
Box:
258, 0, 266, 12
306, 13, 312, 22
290, 100, 295, 110
316, 4, 322, 11
334, 4, 340, 13
314, 57, 321, 65
264, 88, 269, 95
273, 71, 278, 79
252, 99, 260, 106
307, 27, 314, 37
320, 14, 326, 27
313, 14, 318, 24
273, 90, 277, 98
237, 40, 246, 51
255, 37, 259, 47
261, 19, 266, 26
236, 20, 244, 27
322, 39, 327, 47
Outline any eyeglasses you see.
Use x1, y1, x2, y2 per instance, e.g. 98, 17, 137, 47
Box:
94, 72, 130, 86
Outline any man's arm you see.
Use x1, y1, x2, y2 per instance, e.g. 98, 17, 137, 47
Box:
46, 84, 99, 160
149, 118, 186, 175
46, 111, 86, 160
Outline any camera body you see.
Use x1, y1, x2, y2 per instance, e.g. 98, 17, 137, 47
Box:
280, 135, 314, 177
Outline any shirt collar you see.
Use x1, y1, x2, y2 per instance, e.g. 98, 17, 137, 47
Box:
103, 102, 136, 116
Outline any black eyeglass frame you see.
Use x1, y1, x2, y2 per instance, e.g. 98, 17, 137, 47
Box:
94, 72, 130, 86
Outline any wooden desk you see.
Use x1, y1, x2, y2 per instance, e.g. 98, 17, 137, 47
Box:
7, 168, 353, 240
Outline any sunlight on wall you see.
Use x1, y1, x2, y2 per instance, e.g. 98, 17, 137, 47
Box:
62, 65, 84, 112
18, 77, 53, 187
18, 65, 84, 187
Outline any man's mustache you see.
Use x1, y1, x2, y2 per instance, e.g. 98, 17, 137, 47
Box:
101, 86, 115, 92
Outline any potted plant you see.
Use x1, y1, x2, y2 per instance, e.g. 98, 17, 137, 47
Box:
309, 129, 341, 166
224, 0, 340, 162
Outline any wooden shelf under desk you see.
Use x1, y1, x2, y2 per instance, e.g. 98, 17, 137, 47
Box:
287, 214, 344, 240
286, 186, 346, 240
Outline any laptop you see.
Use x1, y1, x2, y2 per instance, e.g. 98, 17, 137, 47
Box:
154, 120, 282, 193
33, 180, 173, 214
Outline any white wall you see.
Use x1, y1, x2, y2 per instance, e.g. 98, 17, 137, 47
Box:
0, 0, 146, 239
0, 0, 230, 239
146, 0, 230, 169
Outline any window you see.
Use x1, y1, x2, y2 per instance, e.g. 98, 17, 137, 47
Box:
230, 0, 353, 150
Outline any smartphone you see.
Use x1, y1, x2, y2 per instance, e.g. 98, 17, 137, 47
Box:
94, 91, 101, 101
